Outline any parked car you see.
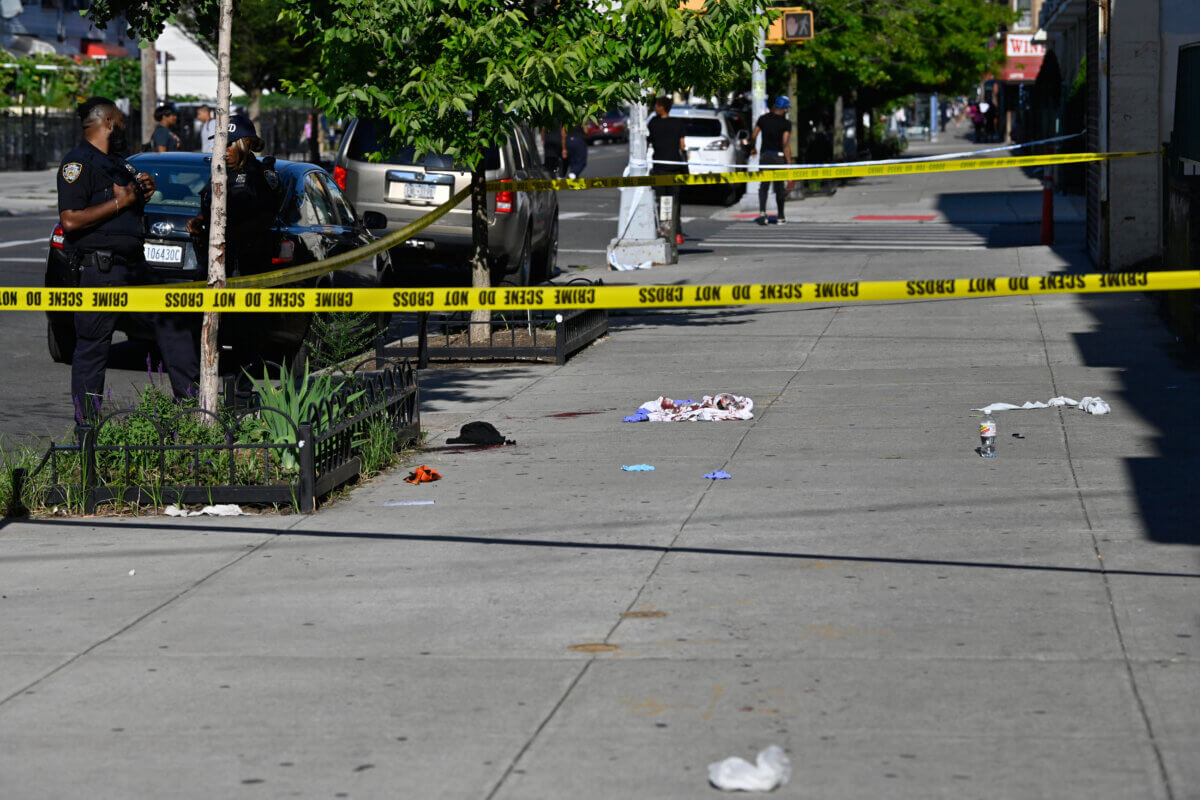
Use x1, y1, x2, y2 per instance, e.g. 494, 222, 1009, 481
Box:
45, 152, 393, 367
583, 108, 629, 145
648, 106, 751, 205
332, 119, 559, 285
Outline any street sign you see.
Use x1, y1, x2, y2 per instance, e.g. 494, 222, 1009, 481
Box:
766, 8, 813, 44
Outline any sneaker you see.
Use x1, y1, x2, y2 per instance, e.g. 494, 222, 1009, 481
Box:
777, 217, 787, 225
755, 215, 768, 226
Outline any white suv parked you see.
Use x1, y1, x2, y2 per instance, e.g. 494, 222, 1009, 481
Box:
648, 106, 751, 205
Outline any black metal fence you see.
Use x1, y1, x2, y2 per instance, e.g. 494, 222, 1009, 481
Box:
10, 359, 420, 515
0, 108, 79, 171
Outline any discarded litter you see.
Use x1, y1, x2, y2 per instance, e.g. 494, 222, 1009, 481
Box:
382, 500, 436, 506
974, 396, 1111, 416
622, 464, 655, 471
405, 465, 442, 484
607, 251, 652, 271
708, 745, 791, 792
164, 504, 246, 517
446, 421, 514, 446
1012, 433, 1025, 439
128, 569, 136, 576
623, 394, 754, 422
704, 470, 732, 480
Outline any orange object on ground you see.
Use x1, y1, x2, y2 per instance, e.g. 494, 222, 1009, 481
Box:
405, 465, 442, 484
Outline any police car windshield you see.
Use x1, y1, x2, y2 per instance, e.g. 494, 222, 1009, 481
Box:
347, 119, 500, 171
138, 163, 207, 209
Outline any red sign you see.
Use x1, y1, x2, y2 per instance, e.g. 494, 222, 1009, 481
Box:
999, 34, 1044, 81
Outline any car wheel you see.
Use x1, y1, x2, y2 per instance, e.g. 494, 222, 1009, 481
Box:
47, 318, 75, 364
532, 212, 558, 283
718, 182, 739, 206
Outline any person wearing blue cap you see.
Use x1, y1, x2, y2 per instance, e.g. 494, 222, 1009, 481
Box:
750, 96, 793, 225
186, 114, 281, 277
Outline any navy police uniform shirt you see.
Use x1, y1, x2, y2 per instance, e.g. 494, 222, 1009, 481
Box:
57, 141, 144, 260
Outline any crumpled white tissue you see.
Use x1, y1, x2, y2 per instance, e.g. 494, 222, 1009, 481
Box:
708, 745, 791, 792
164, 504, 247, 517
975, 396, 1110, 415
608, 251, 652, 271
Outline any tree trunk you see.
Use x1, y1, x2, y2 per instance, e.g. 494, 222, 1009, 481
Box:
248, 87, 263, 126
309, 104, 322, 165
832, 95, 844, 161
199, 0, 234, 417
139, 41, 156, 148
469, 162, 490, 344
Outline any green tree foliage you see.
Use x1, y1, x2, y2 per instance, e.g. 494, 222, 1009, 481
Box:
175, 0, 316, 117
774, 0, 1014, 108
89, 58, 142, 102
0, 55, 90, 107
280, 0, 768, 168
81, 0, 217, 41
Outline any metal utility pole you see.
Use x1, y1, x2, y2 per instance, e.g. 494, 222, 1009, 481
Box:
740, 27, 767, 208
607, 98, 672, 267
199, 0, 233, 416
139, 40, 156, 144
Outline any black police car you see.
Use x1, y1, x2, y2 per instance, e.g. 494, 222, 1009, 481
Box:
46, 153, 393, 365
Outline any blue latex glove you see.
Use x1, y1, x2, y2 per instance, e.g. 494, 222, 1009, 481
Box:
622, 464, 656, 471
622, 409, 650, 423
703, 470, 731, 480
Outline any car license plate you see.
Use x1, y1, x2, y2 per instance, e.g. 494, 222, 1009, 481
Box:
144, 243, 183, 264
401, 182, 436, 200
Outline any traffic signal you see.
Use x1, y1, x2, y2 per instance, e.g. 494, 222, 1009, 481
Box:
766, 8, 813, 44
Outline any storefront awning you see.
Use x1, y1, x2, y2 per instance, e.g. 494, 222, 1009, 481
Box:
82, 41, 129, 58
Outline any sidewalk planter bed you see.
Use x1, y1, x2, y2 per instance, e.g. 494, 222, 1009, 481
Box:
384, 307, 608, 366
8, 359, 419, 516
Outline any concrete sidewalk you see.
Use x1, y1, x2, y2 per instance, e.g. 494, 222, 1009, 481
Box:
1, 164, 1197, 799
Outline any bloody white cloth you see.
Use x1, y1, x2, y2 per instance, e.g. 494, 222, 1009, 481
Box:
636, 394, 754, 422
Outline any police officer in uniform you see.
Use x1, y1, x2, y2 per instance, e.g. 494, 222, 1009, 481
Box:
58, 96, 199, 418
186, 115, 281, 278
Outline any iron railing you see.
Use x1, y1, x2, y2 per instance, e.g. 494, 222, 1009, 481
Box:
10, 359, 419, 515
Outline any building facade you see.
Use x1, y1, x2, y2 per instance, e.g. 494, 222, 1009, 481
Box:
1040, 0, 1200, 269
0, 0, 132, 58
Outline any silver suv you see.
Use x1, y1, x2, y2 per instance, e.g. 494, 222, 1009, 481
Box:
333, 120, 559, 284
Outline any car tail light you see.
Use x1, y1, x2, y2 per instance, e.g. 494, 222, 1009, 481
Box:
704, 137, 731, 151
333, 165, 347, 191
495, 178, 514, 214
50, 223, 64, 250
272, 237, 296, 265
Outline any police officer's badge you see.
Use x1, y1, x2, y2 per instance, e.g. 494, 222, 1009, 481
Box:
62, 162, 82, 183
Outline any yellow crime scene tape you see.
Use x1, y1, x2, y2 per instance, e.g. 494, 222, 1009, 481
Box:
6, 271, 1198, 313
485, 150, 1157, 193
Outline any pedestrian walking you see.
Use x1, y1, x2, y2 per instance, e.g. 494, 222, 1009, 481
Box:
149, 104, 181, 153
751, 96, 792, 226
58, 96, 199, 419
564, 122, 588, 178
647, 96, 689, 243
196, 104, 216, 154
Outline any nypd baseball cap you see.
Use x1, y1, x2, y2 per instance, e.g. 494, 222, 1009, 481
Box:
208, 114, 257, 144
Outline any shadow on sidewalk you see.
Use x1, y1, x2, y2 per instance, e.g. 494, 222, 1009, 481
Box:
5, 517, 1200, 579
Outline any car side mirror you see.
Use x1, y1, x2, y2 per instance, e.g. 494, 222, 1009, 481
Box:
362, 211, 388, 230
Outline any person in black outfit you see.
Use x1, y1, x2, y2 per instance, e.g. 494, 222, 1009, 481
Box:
565, 122, 588, 178
58, 96, 199, 418
646, 96, 688, 242
543, 126, 566, 177
149, 104, 181, 153
186, 115, 281, 278
751, 96, 793, 225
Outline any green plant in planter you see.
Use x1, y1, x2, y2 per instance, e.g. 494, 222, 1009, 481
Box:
246, 360, 364, 470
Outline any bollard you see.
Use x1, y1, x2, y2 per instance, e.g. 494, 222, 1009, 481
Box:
297, 422, 315, 513
1040, 167, 1055, 245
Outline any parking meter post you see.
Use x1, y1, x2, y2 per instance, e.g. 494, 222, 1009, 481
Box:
607, 99, 673, 267
417, 311, 429, 370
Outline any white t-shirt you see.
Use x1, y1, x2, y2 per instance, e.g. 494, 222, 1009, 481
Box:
200, 118, 217, 154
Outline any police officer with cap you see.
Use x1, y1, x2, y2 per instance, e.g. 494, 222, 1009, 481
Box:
186, 114, 281, 277
58, 96, 200, 419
